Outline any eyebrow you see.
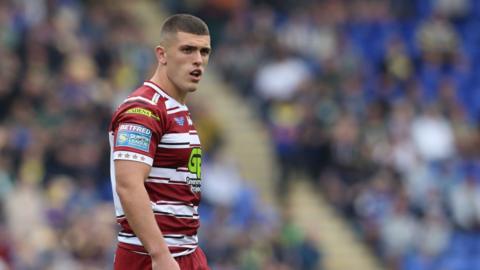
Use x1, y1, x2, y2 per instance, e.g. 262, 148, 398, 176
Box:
180, 44, 211, 53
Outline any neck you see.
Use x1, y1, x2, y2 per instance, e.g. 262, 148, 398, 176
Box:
149, 67, 186, 104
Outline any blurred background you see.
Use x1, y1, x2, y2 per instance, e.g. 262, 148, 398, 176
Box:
1, 0, 480, 269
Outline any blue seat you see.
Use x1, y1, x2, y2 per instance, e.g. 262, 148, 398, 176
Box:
439, 256, 473, 270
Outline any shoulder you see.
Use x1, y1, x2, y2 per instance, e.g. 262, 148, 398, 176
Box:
122, 84, 162, 109
110, 84, 169, 132
115, 83, 169, 116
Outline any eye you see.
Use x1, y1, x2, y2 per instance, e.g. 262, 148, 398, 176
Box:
181, 46, 194, 54
200, 48, 211, 56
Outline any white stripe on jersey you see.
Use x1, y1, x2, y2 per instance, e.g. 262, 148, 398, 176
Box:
165, 234, 199, 246
152, 203, 199, 219
154, 200, 194, 205
113, 151, 153, 165
158, 133, 200, 149
167, 107, 189, 115
145, 178, 187, 185
152, 93, 161, 104
160, 133, 200, 145
146, 179, 170, 184
149, 167, 196, 182
161, 133, 189, 143
164, 97, 188, 111
157, 143, 190, 149
109, 132, 125, 217
123, 96, 157, 105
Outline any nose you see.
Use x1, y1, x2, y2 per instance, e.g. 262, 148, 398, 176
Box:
193, 51, 202, 66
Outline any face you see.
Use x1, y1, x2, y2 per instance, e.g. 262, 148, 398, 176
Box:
158, 31, 211, 97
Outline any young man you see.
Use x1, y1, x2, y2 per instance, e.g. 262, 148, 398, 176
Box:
108, 14, 211, 270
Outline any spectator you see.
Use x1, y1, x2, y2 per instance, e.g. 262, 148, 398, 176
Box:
410, 105, 455, 162
449, 174, 480, 230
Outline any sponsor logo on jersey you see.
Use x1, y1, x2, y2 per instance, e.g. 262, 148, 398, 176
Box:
187, 147, 202, 192
125, 107, 160, 121
174, 117, 185, 126
116, 124, 152, 152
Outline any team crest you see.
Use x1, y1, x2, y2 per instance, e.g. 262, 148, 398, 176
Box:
174, 117, 185, 126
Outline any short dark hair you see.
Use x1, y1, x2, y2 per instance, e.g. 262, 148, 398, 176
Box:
160, 14, 209, 38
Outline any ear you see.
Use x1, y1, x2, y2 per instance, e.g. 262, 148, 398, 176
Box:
155, 45, 167, 65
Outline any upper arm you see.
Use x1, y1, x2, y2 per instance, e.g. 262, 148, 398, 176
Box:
115, 159, 151, 189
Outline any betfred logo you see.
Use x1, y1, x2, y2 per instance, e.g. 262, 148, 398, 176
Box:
118, 124, 152, 135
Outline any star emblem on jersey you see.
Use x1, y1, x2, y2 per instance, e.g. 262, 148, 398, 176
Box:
174, 117, 185, 126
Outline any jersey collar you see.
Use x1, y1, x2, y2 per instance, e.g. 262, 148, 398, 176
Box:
143, 81, 188, 109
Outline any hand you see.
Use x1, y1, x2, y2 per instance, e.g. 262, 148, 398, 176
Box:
151, 252, 180, 270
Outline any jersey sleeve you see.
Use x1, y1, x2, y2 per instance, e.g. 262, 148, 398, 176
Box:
112, 104, 165, 166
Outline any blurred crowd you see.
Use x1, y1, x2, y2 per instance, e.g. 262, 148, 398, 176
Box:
0, 1, 150, 269
167, 0, 480, 270
0, 0, 321, 270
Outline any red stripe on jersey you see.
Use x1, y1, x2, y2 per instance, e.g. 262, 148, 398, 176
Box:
118, 216, 198, 236
118, 242, 146, 253
154, 215, 199, 235
170, 246, 196, 253
119, 219, 134, 234
146, 182, 200, 205
153, 148, 191, 168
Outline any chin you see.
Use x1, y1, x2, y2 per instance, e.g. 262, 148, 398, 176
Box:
185, 84, 199, 92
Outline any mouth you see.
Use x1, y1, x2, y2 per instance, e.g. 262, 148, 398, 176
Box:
189, 69, 202, 82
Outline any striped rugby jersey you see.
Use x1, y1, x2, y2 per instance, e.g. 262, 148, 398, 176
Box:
108, 81, 202, 257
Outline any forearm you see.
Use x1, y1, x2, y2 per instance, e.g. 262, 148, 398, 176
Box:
117, 183, 170, 257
